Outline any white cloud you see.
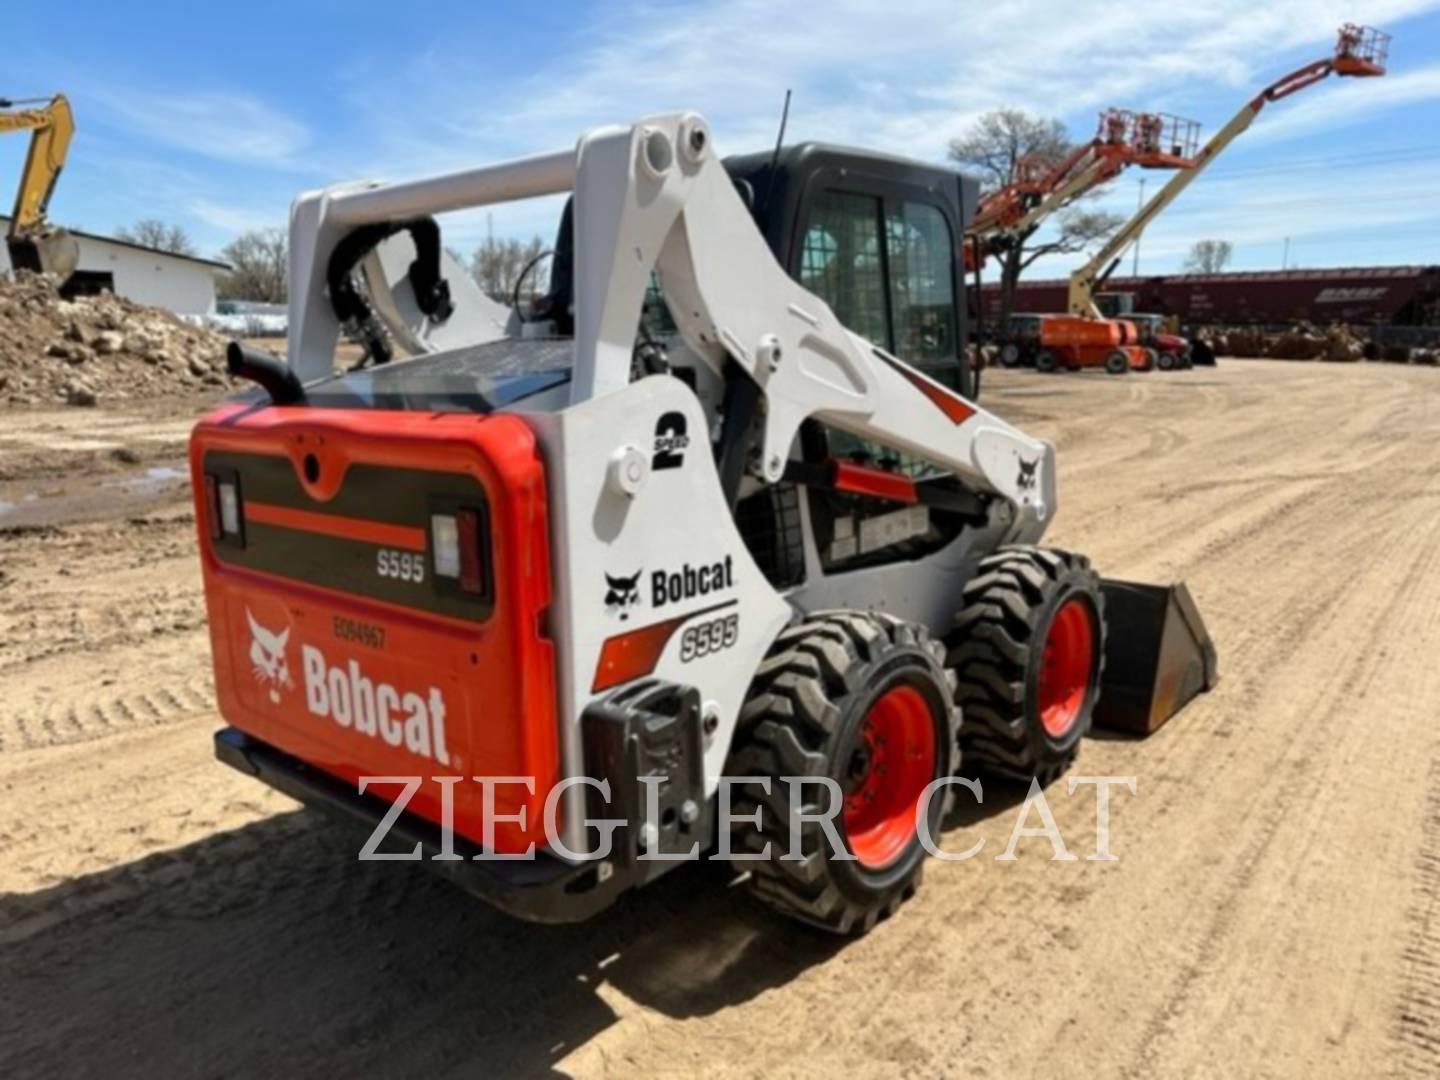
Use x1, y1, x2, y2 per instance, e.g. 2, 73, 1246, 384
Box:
101, 89, 310, 168
187, 199, 288, 235
1250, 62, 1440, 141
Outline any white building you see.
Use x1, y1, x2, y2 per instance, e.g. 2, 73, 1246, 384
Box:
1, 217, 229, 315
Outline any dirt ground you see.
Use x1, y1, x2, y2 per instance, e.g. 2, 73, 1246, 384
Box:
3, 360, 1439, 1078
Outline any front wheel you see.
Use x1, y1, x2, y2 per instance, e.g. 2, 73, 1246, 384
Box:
947, 547, 1105, 784
1105, 350, 1130, 375
1157, 351, 1178, 371
1000, 343, 1022, 367
1036, 349, 1061, 373
727, 612, 960, 934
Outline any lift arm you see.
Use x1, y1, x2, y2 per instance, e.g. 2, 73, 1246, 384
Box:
1, 94, 74, 240
1066, 25, 1389, 317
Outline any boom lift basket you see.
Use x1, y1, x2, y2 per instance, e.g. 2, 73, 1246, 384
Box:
1094, 579, 1218, 734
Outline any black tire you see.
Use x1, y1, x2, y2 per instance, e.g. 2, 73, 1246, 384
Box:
1105, 350, 1130, 375
1139, 348, 1157, 372
1157, 351, 1178, 371
727, 612, 960, 934
1000, 343, 1022, 368
1036, 349, 1060, 373
947, 547, 1105, 785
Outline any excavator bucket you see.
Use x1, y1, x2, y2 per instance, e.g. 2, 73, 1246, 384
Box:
6, 228, 79, 279
1094, 579, 1218, 734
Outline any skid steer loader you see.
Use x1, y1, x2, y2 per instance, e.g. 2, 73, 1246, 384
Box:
193, 113, 1215, 934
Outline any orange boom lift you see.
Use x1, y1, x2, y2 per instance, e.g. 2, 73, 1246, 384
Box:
1037, 24, 1390, 376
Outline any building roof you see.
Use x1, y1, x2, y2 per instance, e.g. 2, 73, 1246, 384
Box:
1, 216, 231, 271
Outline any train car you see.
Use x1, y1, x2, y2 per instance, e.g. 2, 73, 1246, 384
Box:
981, 266, 1440, 329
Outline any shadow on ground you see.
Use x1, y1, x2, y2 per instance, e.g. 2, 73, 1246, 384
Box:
0, 773, 1044, 1077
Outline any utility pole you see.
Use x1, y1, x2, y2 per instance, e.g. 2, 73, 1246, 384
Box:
1131, 178, 1145, 277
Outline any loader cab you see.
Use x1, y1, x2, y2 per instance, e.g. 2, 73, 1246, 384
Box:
536, 144, 979, 399
723, 144, 979, 400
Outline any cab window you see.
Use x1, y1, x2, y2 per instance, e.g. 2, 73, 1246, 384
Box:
798, 191, 888, 348
886, 201, 955, 365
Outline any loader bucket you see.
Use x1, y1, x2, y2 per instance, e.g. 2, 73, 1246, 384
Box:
1094, 579, 1218, 734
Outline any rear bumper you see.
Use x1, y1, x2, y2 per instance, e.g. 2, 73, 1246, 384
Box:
213, 727, 624, 924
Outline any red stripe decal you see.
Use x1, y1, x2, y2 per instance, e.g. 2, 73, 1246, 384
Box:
246, 501, 427, 552
880, 354, 977, 425
592, 600, 738, 692
830, 460, 918, 503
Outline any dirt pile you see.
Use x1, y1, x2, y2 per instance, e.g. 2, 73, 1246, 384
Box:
0, 272, 234, 407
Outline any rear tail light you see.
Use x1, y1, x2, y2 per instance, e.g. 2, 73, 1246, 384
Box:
219, 481, 241, 535
204, 472, 244, 542
430, 508, 485, 595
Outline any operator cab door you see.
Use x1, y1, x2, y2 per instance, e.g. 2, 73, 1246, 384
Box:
766, 160, 979, 579
780, 166, 970, 400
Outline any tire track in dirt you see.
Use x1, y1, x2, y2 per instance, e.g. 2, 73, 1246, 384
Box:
1395, 759, 1440, 1076
0, 681, 216, 753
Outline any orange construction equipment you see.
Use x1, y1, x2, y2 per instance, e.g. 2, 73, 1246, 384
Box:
1014, 24, 1390, 377
967, 107, 1200, 266
1026, 313, 1153, 374
1066, 24, 1390, 322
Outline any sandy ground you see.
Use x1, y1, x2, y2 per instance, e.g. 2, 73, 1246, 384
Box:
2, 360, 1440, 1078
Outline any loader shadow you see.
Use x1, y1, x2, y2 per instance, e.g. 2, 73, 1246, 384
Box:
0, 810, 842, 1077
0, 782, 1034, 1078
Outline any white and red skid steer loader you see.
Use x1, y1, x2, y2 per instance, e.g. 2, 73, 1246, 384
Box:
193, 113, 1216, 933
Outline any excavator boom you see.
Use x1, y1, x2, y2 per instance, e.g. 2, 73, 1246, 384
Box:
2, 93, 78, 277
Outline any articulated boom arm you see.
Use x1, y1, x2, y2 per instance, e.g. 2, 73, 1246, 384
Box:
286, 113, 1053, 533
1, 94, 74, 237
967, 108, 1199, 259
1066, 24, 1389, 317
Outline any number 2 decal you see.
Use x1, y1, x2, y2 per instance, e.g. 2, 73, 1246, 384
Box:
652, 411, 689, 471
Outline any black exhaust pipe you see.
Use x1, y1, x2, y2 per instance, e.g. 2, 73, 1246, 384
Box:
226, 341, 305, 405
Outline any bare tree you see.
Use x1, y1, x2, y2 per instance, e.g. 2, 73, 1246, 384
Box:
470, 235, 548, 304
1184, 239, 1233, 274
217, 228, 288, 303
115, 218, 197, 256
949, 109, 1121, 326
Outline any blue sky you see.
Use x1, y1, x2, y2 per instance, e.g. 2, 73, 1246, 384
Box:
5, 0, 1439, 277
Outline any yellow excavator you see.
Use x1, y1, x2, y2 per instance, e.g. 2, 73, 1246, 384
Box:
2, 93, 78, 278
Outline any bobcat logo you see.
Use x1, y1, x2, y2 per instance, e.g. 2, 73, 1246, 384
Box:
247, 609, 293, 705
1017, 457, 1039, 492
604, 571, 642, 621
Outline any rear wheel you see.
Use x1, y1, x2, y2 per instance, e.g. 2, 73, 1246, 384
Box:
1157, 351, 1178, 371
1138, 348, 1157, 372
1036, 349, 1060, 373
947, 547, 1105, 784
1105, 350, 1130, 375
727, 612, 960, 934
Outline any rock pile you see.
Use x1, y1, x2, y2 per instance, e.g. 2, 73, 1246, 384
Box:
0, 271, 233, 407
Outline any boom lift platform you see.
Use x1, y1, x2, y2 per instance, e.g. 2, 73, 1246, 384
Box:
194, 114, 1216, 933
1067, 24, 1390, 321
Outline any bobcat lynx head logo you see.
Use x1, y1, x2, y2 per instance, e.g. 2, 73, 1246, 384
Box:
1017, 456, 1039, 491
247, 609, 293, 704
604, 571, 642, 620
